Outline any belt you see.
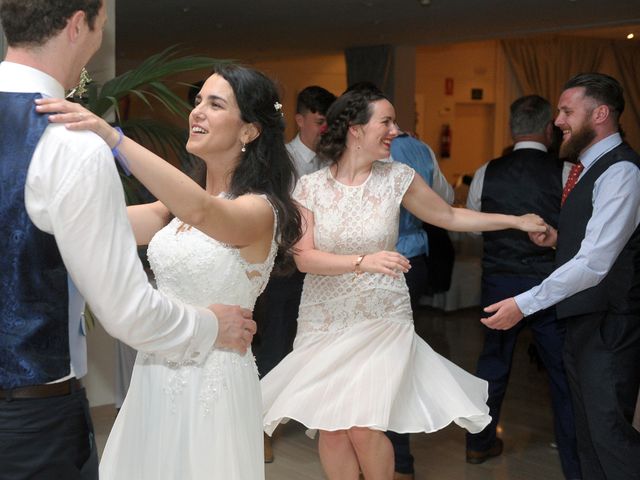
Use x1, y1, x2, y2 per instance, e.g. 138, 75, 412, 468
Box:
0, 378, 82, 401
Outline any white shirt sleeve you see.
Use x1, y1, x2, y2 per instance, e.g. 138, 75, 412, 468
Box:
431, 156, 454, 205
27, 130, 218, 363
466, 162, 487, 212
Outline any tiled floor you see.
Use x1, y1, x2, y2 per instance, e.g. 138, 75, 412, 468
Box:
92, 306, 566, 479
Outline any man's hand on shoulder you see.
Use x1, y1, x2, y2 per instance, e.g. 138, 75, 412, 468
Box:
208, 304, 256, 354
481, 297, 524, 330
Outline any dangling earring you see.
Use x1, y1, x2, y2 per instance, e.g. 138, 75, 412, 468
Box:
241, 142, 247, 153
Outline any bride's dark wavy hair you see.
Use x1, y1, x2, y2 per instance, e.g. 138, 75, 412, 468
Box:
215, 64, 302, 275
317, 88, 389, 164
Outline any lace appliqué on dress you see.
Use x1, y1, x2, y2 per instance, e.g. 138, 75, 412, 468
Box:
294, 162, 415, 336
147, 200, 278, 414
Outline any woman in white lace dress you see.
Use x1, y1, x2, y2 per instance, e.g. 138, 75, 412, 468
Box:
261, 88, 547, 480
40, 65, 301, 479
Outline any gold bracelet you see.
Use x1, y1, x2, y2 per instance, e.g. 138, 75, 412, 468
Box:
354, 254, 365, 276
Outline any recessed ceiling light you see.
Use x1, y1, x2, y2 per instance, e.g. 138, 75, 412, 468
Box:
627, 33, 635, 39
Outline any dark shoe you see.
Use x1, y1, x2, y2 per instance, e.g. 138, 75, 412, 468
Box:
394, 473, 415, 480
264, 433, 274, 463
466, 438, 503, 464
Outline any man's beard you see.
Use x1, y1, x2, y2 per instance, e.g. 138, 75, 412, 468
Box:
559, 122, 596, 163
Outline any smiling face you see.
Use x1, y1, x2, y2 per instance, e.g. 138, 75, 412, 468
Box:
555, 86, 598, 161
186, 74, 248, 160
353, 99, 399, 160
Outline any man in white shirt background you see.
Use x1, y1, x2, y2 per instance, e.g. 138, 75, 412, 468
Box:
256, 85, 336, 462
0, 1, 253, 478
465, 95, 580, 479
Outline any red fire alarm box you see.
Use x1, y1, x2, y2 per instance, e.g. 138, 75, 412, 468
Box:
445, 77, 454, 96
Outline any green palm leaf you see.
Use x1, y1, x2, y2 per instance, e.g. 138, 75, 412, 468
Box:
77, 45, 224, 199
88, 45, 228, 119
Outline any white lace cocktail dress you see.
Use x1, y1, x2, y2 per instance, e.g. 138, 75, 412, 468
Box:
262, 162, 491, 438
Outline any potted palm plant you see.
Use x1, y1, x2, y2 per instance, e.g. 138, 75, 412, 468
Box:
70, 45, 227, 203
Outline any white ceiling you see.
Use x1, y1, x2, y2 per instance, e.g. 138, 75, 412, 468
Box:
116, 0, 640, 61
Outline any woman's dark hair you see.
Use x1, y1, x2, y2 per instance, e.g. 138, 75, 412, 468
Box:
214, 64, 302, 274
317, 88, 389, 164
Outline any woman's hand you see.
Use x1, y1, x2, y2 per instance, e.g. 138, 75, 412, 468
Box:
517, 213, 548, 233
35, 98, 120, 148
360, 251, 410, 278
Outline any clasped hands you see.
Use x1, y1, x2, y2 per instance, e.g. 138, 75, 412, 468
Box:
358, 251, 411, 278
482, 219, 556, 330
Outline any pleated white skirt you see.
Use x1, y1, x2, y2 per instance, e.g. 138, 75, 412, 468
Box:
262, 318, 490, 438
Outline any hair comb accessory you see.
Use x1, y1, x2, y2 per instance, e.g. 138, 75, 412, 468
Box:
274, 102, 283, 116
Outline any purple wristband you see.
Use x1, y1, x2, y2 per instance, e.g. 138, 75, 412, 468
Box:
111, 126, 131, 176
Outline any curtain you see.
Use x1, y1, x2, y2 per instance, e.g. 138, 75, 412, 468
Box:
345, 45, 394, 101
612, 40, 640, 136
501, 37, 607, 105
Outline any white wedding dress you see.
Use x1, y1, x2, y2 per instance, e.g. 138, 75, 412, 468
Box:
100, 212, 276, 480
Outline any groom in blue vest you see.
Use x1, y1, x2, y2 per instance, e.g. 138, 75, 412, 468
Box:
0, 1, 255, 479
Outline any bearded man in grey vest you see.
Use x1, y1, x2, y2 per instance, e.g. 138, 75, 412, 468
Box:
484, 73, 640, 480
0, 1, 254, 478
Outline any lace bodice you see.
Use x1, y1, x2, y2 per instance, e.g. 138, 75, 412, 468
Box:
148, 214, 277, 310
293, 161, 416, 334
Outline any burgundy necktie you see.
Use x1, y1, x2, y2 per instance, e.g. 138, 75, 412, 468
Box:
561, 162, 584, 206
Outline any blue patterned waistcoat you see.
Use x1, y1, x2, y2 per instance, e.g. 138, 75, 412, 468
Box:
0, 92, 71, 389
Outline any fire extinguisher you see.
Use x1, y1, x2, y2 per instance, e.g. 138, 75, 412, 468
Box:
440, 124, 451, 158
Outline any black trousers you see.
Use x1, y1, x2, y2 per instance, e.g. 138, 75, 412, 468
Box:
466, 274, 581, 479
255, 269, 305, 377
563, 311, 640, 480
0, 387, 98, 480
386, 254, 429, 474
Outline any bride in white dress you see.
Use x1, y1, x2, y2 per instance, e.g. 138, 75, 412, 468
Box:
40, 65, 302, 479
261, 87, 547, 479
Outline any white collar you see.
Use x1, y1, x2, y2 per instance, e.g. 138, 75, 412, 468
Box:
289, 134, 316, 163
513, 141, 547, 152
0, 61, 65, 98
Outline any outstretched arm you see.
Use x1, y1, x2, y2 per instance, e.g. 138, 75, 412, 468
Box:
401, 173, 547, 233
36, 98, 273, 248
294, 205, 410, 277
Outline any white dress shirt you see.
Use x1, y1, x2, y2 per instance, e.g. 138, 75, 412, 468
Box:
286, 134, 321, 178
0, 62, 218, 373
515, 133, 640, 315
